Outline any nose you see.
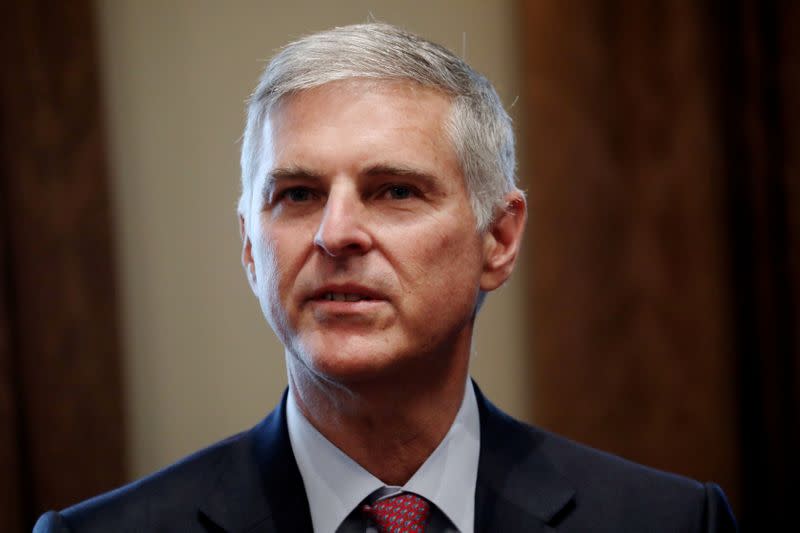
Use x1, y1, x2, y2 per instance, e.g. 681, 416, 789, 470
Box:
313, 185, 372, 257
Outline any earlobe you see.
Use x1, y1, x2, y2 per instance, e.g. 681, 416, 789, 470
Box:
480, 192, 527, 292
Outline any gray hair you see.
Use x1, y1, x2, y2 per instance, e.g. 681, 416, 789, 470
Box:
239, 22, 518, 231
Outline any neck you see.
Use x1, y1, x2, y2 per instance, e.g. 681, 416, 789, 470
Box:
288, 351, 470, 486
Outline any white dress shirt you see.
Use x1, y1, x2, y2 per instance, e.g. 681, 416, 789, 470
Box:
286, 379, 480, 533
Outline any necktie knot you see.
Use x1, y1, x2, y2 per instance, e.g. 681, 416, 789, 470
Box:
361, 492, 431, 533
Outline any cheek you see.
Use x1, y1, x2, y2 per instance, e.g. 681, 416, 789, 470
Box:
252, 232, 299, 340
253, 236, 279, 288
434, 221, 482, 263
406, 224, 483, 293
255, 223, 300, 282
253, 235, 293, 319
255, 224, 317, 313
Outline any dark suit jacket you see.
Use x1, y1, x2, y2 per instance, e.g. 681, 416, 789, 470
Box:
34, 385, 737, 532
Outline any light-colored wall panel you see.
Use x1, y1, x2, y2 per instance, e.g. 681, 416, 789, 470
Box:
95, 0, 526, 479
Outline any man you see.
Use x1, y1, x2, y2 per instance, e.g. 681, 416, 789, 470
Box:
35, 23, 737, 532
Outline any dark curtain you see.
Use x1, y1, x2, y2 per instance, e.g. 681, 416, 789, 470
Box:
519, 0, 798, 528
0, 1, 125, 531
720, 0, 799, 528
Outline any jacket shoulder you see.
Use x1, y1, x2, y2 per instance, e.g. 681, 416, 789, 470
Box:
529, 420, 736, 532
41, 430, 249, 533
33, 511, 70, 533
476, 388, 737, 531
536, 426, 737, 531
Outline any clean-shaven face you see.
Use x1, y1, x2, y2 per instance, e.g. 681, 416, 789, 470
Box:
243, 79, 489, 384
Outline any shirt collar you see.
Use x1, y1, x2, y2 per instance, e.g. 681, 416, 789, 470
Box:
287, 379, 480, 533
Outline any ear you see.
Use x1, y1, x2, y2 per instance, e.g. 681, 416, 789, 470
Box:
239, 214, 257, 293
480, 191, 527, 292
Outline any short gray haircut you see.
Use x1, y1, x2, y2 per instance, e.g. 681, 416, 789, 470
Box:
239, 22, 518, 231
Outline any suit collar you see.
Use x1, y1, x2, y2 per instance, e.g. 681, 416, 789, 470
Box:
196, 384, 575, 532
474, 382, 575, 531
198, 390, 313, 533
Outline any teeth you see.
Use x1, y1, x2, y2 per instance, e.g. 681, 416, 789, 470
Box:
324, 293, 368, 302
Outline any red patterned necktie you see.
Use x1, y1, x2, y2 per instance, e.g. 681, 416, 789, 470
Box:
361, 492, 431, 533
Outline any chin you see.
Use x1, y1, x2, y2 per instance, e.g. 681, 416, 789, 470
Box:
292, 337, 413, 386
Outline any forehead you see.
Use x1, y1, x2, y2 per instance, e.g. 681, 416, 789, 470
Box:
264, 80, 459, 174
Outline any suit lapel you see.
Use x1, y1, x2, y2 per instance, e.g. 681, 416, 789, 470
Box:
198, 390, 313, 533
473, 383, 575, 532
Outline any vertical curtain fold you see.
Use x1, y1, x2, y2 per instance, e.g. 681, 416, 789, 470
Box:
519, 0, 799, 525
717, 0, 800, 528
0, 1, 125, 529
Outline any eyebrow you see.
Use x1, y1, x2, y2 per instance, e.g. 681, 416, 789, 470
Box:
267, 166, 322, 183
268, 164, 438, 183
362, 164, 439, 187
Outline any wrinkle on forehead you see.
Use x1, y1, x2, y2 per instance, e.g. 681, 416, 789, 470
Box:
264, 78, 462, 187
267, 79, 455, 161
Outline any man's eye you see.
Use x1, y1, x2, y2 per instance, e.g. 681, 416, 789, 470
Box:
384, 185, 414, 200
280, 187, 314, 202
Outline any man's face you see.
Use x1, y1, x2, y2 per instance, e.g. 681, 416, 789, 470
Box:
242, 80, 493, 384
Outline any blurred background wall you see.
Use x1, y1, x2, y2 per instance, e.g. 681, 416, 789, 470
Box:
2, 0, 797, 531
